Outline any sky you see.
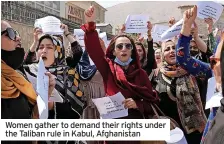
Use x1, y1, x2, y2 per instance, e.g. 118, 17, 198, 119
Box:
96, 0, 224, 8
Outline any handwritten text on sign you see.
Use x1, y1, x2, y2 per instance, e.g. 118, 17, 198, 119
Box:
197, 1, 223, 23
34, 16, 64, 35
92, 92, 128, 119
125, 15, 149, 33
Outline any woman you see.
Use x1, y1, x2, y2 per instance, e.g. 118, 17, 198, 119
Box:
173, 5, 212, 143
202, 34, 224, 144
24, 24, 85, 120
201, 32, 224, 144
120, 21, 157, 76
82, 4, 158, 119
77, 38, 106, 121
1, 21, 56, 144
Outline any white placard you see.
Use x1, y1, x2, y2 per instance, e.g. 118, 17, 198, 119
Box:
99, 32, 108, 48
166, 127, 188, 144
152, 25, 169, 42
92, 92, 128, 119
197, 1, 224, 23
161, 19, 183, 40
37, 58, 49, 119
34, 16, 64, 35
205, 77, 222, 109
74, 29, 100, 47
125, 15, 149, 33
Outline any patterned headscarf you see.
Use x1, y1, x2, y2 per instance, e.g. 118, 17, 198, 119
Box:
34, 34, 85, 116
36, 34, 65, 66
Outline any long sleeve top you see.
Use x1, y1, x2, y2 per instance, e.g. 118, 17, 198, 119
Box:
142, 39, 157, 75
81, 22, 154, 118
176, 34, 212, 79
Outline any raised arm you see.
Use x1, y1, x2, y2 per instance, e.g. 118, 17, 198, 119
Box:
146, 21, 156, 75
176, 5, 212, 79
81, 6, 109, 80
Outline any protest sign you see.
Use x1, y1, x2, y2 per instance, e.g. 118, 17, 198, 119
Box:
92, 92, 128, 119
197, 1, 223, 23
99, 32, 108, 48
34, 16, 64, 35
36, 58, 49, 119
125, 15, 149, 33
152, 25, 169, 42
74, 29, 100, 47
161, 19, 183, 40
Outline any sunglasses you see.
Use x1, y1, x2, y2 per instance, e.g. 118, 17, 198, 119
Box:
115, 43, 133, 51
1, 28, 19, 41
210, 57, 220, 69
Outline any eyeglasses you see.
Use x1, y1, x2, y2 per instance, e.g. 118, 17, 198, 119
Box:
210, 57, 220, 69
1, 28, 19, 41
115, 43, 133, 51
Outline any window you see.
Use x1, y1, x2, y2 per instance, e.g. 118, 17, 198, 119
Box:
44, 1, 52, 7
45, 8, 52, 14
36, 4, 44, 11
53, 1, 60, 10
52, 10, 60, 16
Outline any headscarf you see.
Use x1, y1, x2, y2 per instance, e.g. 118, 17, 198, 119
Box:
158, 40, 207, 134
25, 34, 85, 117
76, 50, 97, 81
1, 60, 37, 105
105, 34, 158, 103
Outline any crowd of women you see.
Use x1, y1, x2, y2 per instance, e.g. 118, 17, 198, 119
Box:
1, 4, 224, 144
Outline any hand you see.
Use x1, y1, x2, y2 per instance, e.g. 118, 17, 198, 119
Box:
120, 24, 126, 33
204, 18, 213, 34
181, 5, 197, 36
33, 28, 43, 43
138, 36, 144, 43
84, 6, 95, 23
183, 5, 197, 27
191, 22, 199, 38
61, 23, 69, 35
147, 21, 153, 32
169, 17, 176, 27
45, 72, 56, 98
122, 98, 138, 109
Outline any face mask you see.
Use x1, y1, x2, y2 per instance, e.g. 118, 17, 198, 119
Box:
190, 50, 199, 57
1, 47, 25, 69
114, 57, 133, 67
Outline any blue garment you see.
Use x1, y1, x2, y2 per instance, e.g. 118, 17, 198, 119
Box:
114, 57, 133, 66
200, 107, 218, 144
176, 34, 213, 79
76, 50, 97, 81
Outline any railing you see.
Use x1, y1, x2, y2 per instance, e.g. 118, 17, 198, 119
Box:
1, 1, 80, 32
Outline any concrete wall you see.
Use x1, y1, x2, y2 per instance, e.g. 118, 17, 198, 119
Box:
8, 21, 34, 51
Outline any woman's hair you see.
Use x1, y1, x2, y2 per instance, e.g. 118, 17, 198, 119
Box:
153, 42, 161, 48
135, 41, 146, 63
106, 34, 138, 62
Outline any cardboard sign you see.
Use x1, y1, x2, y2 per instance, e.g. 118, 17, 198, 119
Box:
125, 14, 149, 33
34, 16, 64, 35
197, 1, 223, 23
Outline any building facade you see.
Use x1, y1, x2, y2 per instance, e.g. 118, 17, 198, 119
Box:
1, 1, 80, 50
17, 1, 61, 17
67, 1, 107, 23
